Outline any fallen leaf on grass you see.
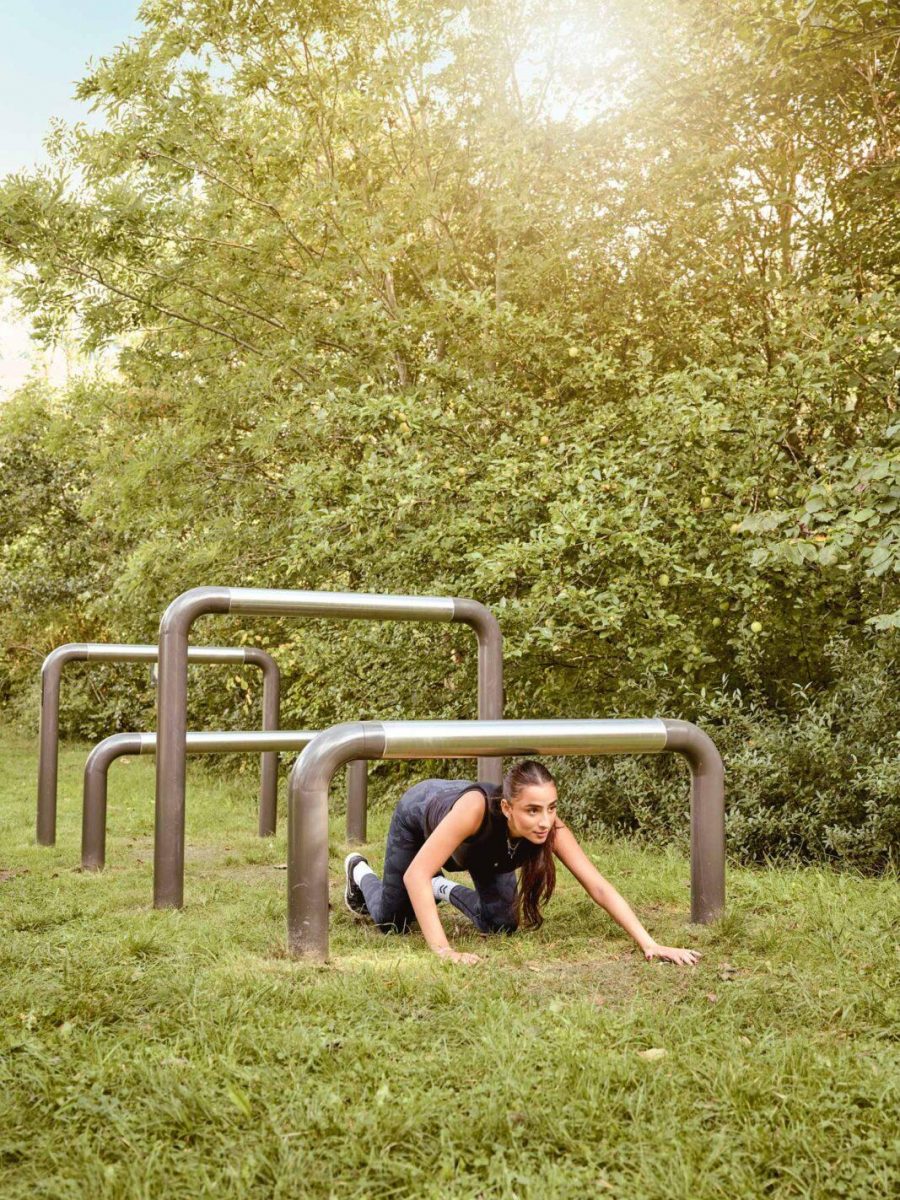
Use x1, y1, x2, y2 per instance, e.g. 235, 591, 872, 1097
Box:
637, 1047, 668, 1061
706, 992, 719, 1003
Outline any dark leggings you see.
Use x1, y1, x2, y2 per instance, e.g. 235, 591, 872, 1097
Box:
359, 799, 518, 935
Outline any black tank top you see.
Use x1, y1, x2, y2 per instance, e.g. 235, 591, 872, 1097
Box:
409, 778, 540, 874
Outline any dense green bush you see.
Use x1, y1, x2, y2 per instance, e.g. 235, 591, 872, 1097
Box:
0, 1, 896, 864
550, 638, 898, 871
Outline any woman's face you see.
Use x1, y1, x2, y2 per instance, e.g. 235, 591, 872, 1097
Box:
504, 782, 558, 843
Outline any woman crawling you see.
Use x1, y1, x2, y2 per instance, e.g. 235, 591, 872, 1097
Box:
345, 760, 701, 967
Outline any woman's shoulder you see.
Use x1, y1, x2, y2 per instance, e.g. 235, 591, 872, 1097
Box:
430, 778, 488, 799
420, 779, 489, 837
426, 779, 498, 803
475, 781, 502, 801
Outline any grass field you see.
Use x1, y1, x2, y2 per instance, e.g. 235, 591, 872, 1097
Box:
1, 727, 897, 1199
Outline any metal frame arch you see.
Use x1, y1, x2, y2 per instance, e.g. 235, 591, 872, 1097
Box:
286, 718, 725, 959
153, 587, 504, 909
82, 729, 320, 872
37, 641, 282, 846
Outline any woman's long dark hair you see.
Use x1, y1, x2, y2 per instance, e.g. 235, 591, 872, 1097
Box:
503, 760, 557, 929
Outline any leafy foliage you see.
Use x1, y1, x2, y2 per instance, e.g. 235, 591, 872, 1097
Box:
553, 638, 899, 870
0, 0, 896, 860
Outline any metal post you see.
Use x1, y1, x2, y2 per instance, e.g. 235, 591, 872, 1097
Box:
37, 644, 87, 845
154, 587, 503, 908
82, 733, 143, 870
82, 729, 317, 872
663, 719, 726, 924
451, 599, 504, 787
287, 718, 726, 960
156, 590, 231, 907
346, 759, 369, 842
287, 724, 385, 956
36, 640, 281, 846
244, 648, 281, 836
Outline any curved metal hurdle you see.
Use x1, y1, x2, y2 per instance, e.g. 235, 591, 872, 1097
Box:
154, 588, 503, 909
37, 643, 281, 846
287, 719, 725, 959
82, 730, 318, 871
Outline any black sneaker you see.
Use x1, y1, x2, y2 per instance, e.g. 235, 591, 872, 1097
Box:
344, 853, 369, 918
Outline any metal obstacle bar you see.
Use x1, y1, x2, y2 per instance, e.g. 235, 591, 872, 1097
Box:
81, 729, 319, 871
154, 588, 503, 909
286, 718, 725, 960
37, 643, 281, 845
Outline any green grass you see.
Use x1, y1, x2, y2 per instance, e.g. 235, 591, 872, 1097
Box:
1, 727, 897, 1199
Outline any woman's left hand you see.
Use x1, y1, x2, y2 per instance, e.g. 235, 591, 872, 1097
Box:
643, 943, 701, 966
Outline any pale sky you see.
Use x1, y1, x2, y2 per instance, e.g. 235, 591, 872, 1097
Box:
0, 1, 142, 396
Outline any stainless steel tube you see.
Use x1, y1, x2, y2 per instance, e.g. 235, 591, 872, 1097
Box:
662, 720, 726, 924
287, 723, 386, 956
450, 600, 504, 786
82, 729, 319, 872
154, 587, 503, 909
244, 647, 281, 836
82, 733, 144, 870
346, 759, 369, 842
288, 718, 725, 959
36, 640, 281, 847
37, 644, 88, 845
225, 588, 455, 620
379, 718, 668, 758
156, 589, 231, 907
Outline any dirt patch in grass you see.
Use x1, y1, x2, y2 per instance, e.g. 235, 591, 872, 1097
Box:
513, 955, 643, 1005
183, 842, 237, 863
114, 839, 244, 865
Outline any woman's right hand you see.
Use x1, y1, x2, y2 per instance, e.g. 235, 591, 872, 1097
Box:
643, 942, 701, 966
434, 946, 481, 965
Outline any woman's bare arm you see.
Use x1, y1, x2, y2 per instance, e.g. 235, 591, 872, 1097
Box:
553, 824, 700, 966
402, 790, 485, 964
